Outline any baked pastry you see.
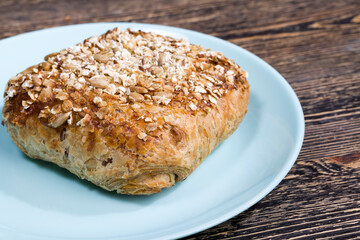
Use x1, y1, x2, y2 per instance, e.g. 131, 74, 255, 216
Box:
2, 28, 249, 195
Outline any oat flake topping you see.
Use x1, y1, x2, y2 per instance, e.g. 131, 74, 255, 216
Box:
3, 28, 248, 129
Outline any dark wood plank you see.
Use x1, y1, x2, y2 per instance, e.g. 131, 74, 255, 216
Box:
0, 0, 359, 239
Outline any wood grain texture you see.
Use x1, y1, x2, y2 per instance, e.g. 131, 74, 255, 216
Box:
1, 0, 359, 239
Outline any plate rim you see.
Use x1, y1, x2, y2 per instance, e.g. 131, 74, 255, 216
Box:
0, 22, 305, 240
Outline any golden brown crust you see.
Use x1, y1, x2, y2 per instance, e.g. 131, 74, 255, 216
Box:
2, 28, 249, 194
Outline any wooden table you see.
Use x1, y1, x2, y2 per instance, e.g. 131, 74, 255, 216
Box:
1, 0, 359, 239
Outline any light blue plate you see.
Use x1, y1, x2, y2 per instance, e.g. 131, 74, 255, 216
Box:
0, 23, 304, 240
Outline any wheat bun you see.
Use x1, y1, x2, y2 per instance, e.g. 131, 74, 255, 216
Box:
2, 28, 249, 194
